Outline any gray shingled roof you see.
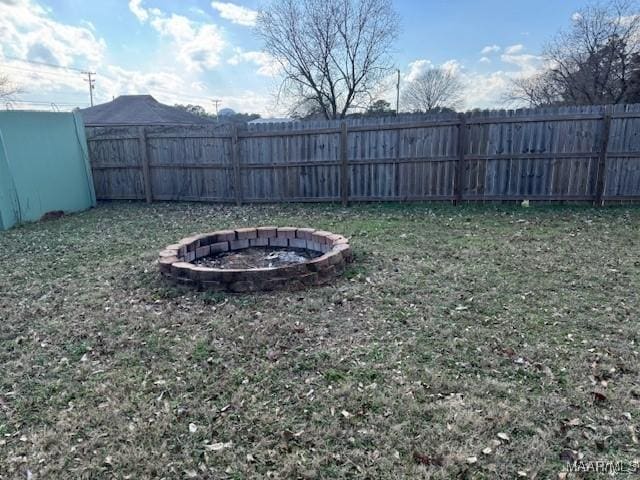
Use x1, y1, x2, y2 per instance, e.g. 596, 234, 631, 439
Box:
79, 95, 215, 126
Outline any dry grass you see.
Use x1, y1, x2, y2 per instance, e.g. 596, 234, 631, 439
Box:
0, 201, 639, 479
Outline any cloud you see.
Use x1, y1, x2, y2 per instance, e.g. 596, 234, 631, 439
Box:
504, 44, 524, 54
404, 59, 434, 82
480, 45, 500, 55
211, 1, 258, 27
127, 3, 227, 72
0, 0, 106, 68
381, 51, 547, 111
500, 53, 541, 74
227, 49, 281, 76
128, 0, 148, 22
0, 0, 278, 115
462, 70, 513, 108
151, 14, 225, 71
441, 59, 462, 75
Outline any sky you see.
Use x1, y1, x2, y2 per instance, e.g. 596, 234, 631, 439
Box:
0, 0, 591, 116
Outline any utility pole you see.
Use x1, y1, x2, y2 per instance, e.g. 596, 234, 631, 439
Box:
396, 69, 400, 115
211, 99, 221, 121
82, 71, 96, 107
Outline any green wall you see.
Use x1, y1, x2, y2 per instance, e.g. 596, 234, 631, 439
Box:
0, 111, 96, 230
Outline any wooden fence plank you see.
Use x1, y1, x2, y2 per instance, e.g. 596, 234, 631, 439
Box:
341, 122, 349, 206
138, 126, 153, 203
454, 113, 466, 204
595, 113, 612, 205
232, 126, 242, 206
85, 105, 640, 205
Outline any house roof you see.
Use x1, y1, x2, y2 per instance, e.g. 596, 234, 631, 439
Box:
79, 95, 215, 126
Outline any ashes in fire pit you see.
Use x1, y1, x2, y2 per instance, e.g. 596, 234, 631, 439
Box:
158, 227, 353, 293
195, 247, 322, 269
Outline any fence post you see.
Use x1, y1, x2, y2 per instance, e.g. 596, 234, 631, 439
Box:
232, 126, 242, 206
595, 113, 611, 206
138, 126, 152, 203
340, 121, 349, 206
453, 113, 466, 205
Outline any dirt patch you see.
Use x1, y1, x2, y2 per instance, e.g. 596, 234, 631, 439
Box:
194, 247, 322, 269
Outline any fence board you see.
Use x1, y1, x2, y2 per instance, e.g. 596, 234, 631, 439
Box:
86, 104, 640, 204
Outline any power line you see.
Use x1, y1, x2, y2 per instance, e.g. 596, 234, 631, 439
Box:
1, 55, 85, 73
2, 58, 220, 110
82, 71, 96, 106
7, 100, 87, 106
0, 64, 82, 80
1, 56, 96, 106
211, 98, 221, 118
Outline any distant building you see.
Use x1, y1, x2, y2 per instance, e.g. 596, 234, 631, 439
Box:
79, 95, 216, 126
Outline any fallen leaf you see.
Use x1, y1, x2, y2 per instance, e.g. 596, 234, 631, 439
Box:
341, 410, 352, 418
482, 447, 492, 455
412, 451, 432, 465
559, 449, 578, 463
188, 423, 197, 433
566, 418, 582, 427
497, 432, 510, 442
466, 456, 477, 464
204, 441, 232, 451
266, 349, 280, 361
412, 451, 443, 466
517, 471, 527, 477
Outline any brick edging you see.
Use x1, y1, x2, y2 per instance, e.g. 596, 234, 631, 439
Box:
158, 227, 353, 292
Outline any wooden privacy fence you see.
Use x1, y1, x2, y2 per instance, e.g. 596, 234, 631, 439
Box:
85, 104, 640, 205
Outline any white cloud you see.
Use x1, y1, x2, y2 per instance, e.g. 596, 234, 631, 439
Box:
0, 0, 277, 115
480, 45, 500, 55
504, 44, 524, 54
404, 59, 434, 82
0, 0, 106, 68
128, 0, 148, 22
500, 53, 541, 74
385, 51, 547, 111
152, 15, 225, 72
211, 2, 258, 27
228, 49, 281, 76
462, 70, 513, 109
127, 4, 227, 72
441, 59, 462, 75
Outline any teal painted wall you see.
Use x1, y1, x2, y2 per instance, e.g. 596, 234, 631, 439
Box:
0, 111, 96, 230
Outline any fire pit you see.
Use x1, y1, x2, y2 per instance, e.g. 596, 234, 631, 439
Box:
158, 227, 352, 292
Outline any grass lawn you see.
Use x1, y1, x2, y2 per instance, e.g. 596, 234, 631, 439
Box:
1, 201, 639, 479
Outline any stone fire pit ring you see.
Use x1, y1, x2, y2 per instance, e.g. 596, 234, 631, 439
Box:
158, 227, 353, 293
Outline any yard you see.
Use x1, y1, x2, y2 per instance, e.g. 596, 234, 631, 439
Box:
0, 201, 638, 479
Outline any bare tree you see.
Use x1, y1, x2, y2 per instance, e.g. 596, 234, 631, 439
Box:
0, 72, 20, 100
402, 68, 465, 112
256, 0, 399, 119
509, 0, 640, 106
